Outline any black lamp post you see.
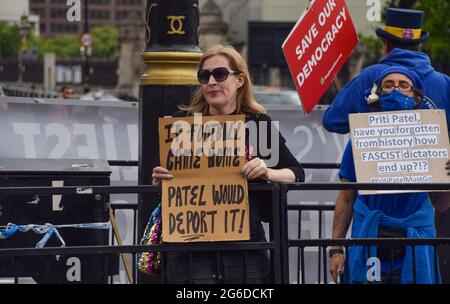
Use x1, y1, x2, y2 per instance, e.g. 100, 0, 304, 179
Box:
138, 0, 202, 282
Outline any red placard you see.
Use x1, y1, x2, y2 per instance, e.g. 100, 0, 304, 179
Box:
282, 0, 358, 115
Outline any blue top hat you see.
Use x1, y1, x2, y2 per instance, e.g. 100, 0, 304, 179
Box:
376, 8, 429, 44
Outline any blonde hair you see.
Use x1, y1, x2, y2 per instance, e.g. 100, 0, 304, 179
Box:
180, 45, 266, 115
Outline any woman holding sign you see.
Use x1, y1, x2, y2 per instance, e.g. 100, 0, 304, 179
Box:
152, 45, 304, 283
329, 66, 444, 284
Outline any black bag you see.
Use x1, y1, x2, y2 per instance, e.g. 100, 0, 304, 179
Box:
377, 226, 406, 261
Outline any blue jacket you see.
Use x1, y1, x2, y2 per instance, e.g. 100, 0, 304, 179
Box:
340, 140, 439, 284
323, 48, 450, 134
348, 196, 439, 284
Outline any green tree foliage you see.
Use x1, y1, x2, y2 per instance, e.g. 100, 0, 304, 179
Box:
386, 0, 418, 9
28, 26, 119, 59
32, 34, 80, 58
415, 0, 449, 64
91, 26, 119, 58
359, 35, 383, 58
0, 22, 20, 58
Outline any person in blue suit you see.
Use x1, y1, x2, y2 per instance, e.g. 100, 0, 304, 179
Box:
328, 66, 443, 284
322, 8, 450, 134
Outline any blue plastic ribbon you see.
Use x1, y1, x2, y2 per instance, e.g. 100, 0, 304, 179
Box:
0, 222, 111, 260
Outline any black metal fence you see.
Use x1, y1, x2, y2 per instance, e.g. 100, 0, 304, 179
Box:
0, 183, 282, 284
281, 183, 450, 284
0, 164, 449, 284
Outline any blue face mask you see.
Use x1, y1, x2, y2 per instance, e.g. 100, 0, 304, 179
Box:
380, 90, 416, 111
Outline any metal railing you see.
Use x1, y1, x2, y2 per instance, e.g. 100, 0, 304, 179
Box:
0, 183, 282, 284
288, 238, 446, 284
281, 183, 450, 284
287, 204, 335, 284
0, 164, 449, 284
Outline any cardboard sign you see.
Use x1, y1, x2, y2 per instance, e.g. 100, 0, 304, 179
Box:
159, 114, 246, 176
282, 0, 358, 114
349, 110, 450, 195
159, 114, 250, 242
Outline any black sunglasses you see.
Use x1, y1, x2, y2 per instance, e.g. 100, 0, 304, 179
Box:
197, 67, 240, 84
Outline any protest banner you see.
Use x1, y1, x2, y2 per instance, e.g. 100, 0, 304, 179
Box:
282, 0, 358, 114
349, 110, 450, 195
159, 114, 246, 176
159, 114, 249, 242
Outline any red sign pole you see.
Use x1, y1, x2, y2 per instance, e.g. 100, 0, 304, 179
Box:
282, 0, 358, 115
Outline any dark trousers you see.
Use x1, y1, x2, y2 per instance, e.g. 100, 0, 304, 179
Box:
165, 249, 271, 284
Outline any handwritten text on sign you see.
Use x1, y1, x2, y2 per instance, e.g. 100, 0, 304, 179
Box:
163, 178, 248, 242
349, 110, 450, 195
159, 115, 249, 242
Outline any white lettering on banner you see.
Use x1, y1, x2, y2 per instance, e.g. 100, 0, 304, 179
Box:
294, 125, 313, 160
293, 124, 349, 182
354, 135, 438, 149
122, 166, 138, 182
295, 24, 319, 61
123, 124, 139, 182
361, 150, 403, 162
353, 124, 441, 138
122, 125, 139, 181
351, 110, 449, 196
298, 201, 335, 252
402, 149, 448, 160
318, 0, 337, 26
103, 124, 120, 181
377, 160, 429, 174
296, 6, 347, 87
291, 127, 311, 184
127, 124, 139, 159
414, 135, 438, 146
368, 112, 421, 126
45, 123, 71, 158
298, 201, 320, 240
115, 203, 137, 243
331, 133, 350, 182
8, 121, 139, 184
52, 180, 64, 211
396, 124, 441, 136
370, 175, 433, 183
295, 0, 340, 60
315, 125, 328, 145
355, 136, 414, 149
73, 124, 99, 159
11, 122, 139, 163
13, 123, 41, 158
103, 124, 118, 159
353, 127, 377, 138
